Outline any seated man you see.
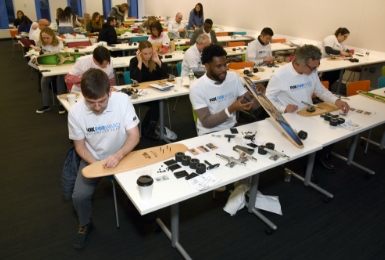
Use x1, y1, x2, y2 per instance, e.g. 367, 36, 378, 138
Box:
31, 19, 50, 42
98, 17, 118, 45
181, 34, 210, 77
68, 68, 140, 249
168, 12, 186, 40
266, 44, 350, 170
246, 27, 275, 66
190, 44, 261, 136
65, 46, 115, 92
190, 19, 218, 45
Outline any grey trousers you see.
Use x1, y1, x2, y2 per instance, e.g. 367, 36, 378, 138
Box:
41, 75, 65, 106
72, 160, 101, 226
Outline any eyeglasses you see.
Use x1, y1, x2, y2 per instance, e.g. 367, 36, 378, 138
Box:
306, 63, 320, 71
85, 96, 109, 108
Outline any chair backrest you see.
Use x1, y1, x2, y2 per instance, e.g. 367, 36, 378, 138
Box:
133, 28, 139, 33
10, 29, 18, 38
123, 71, 132, 84
228, 61, 254, 70
378, 76, 385, 88
131, 36, 148, 43
67, 41, 92, 48
346, 80, 371, 97
228, 41, 245, 47
216, 32, 228, 37
233, 31, 246, 36
176, 61, 182, 76
272, 38, 286, 43
312, 81, 329, 98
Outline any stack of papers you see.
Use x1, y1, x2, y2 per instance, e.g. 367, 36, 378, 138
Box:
186, 172, 221, 191
150, 82, 174, 91
339, 119, 361, 131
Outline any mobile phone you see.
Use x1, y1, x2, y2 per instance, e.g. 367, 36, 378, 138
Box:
247, 143, 258, 148
230, 128, 239, 134
164, 159, 177, 166
174, 170, 188, 179
168, 164, 181, 172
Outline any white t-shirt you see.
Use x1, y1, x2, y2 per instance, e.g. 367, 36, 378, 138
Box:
29, 22, 39, 39
36, 41, 64, 53
181, 44, 205, 77
246, 38, 272, 65
321, 35, 347, 58
168, 20, 186, 39
31, 28, 41, 42
189, 72, 247, 135
204, 31, 211, 42
68, 55, 115, 92
68, 92, 139, 160
266, 63, 338, 113
148, 32, 170, 47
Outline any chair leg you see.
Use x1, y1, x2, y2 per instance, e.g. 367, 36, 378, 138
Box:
110, 180, 120, 228
173, 97, 179, 112
364, 129, 372, 154
166, 100, 171, 130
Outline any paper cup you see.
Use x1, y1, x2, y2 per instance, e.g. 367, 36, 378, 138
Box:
176, 77, 183, 88
137, 175, 153, 200
67, 94, 76, 106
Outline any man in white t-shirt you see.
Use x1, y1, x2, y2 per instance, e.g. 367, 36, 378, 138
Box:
266, 44, 350, 171
65, 46, 115, 92
246, 27, 275, 66
168, 12, 186, 40
190, 44, 260, 136
68, 69, 140, 249
31, 19, 50, 42
181, 34, 210, 77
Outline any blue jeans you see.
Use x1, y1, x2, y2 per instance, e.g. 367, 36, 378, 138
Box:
58, 26, 74, 35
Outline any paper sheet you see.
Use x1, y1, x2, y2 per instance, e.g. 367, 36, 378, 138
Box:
255, 193, 282, 215
186, 172, 221, 191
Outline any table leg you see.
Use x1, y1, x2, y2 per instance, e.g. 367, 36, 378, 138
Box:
290, 152, 334, 198
335, 69, 344, 94
332, 134, 375, 175
156, 204, 192, 260
247, 174, 277, 230
380, 131, 385, 149
159, 99, 171, 143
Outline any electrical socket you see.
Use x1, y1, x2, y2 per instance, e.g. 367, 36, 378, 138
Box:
369, 67, 376, 73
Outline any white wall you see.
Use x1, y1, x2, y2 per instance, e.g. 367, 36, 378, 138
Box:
142, 0, 385, 53
83, 0, 103, 16
49, 0, 67, 21
13, 0, 37, 21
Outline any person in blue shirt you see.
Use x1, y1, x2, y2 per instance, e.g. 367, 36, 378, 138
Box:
188, 3, 204, 30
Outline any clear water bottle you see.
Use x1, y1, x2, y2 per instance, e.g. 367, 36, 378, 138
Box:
284, 168, 292, 182
189, 69, 194, 84
176, 44, 181, 52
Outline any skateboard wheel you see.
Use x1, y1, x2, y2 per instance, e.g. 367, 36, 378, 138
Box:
182, 156, 191, 166
298, 130, 307, 140
320, 114, 326, 118
189, 158, 200, 169
331, 114, 339, 119
258, 146, 267, 155
253, 68, 259, 73
306, 106, 315, 112
175, 152, 185, 162
330, 118, 338, 126
243, 69, 250, 75
338, 118, 345, 125
324, 115, 331, 121
196, 163, 206, 174
266, 142, 275, 150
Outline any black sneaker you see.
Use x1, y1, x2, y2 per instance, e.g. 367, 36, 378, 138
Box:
59, 105, 66, 114
73, 220, 93, 249
36, 106, 51, 114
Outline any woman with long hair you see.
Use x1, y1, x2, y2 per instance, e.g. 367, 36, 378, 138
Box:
31, 28, 66, 114
129, 40, 168, 139
86, 12, 103, 36
108, 3, 129, 26
17, 15, 32, 34
188, 3, 204, 30
147, 21, 170, 54
58, 6, 82, 35
56, 8, 63, 26
13, 10, 26, 28
139, 16, 157, 34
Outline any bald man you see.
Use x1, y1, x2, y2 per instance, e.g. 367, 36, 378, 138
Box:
181, 34, 210, 77
31, 19, 50, 42
168, 12, 186, 40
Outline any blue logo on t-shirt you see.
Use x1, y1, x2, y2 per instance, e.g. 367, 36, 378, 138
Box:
289, 81, 312, 91
209, 91, 235, 103
86, 122, 120, 135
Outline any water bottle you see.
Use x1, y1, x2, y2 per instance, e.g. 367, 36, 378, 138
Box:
176, 44, 181, 52
284, 168, 292, 182
189, 69, 194, 84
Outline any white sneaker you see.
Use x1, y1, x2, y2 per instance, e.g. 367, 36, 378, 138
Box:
155, 126, 177, 140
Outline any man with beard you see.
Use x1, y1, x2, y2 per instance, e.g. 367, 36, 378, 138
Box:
189, 44, 261, 136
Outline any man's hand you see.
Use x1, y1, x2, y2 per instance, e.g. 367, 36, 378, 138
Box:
264, 56, 276, 65
340, 51, 351, 57
256, 83, 266, 94
335, 99, 350, 114
103, 153, 123, 168
284, 104, 298, 113
228, 95, 253, 114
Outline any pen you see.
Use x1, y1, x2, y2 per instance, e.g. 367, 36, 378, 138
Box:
302, 101, 323, 109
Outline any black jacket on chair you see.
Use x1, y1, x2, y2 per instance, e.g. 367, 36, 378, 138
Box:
98, 23, 118, 44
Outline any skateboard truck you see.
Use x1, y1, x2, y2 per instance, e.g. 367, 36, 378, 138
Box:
204, 160, 220, 170
224, 134, 235, 142
131, 79, 139, 87
167, 74, 175, 82
216, 153, 247, 168
260, 147, 290, 161
234, 148, 257, 162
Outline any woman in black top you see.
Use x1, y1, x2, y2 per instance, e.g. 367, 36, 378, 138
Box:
14, 10, 30, 28
129, 40, 168, 139
86, 12, 103, 36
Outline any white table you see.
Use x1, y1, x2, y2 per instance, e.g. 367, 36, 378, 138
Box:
114, 118, 322, 259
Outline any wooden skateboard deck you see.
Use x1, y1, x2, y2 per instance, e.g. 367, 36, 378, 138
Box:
357, 90, 385, 103
231, 70, 261, 80
243, 77, 304, 148
82, 143, 188, 178
36, 52, 86, 66
297, 102, 339, 117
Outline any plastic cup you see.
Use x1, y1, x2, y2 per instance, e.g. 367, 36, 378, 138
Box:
67, 94, 76, 106
137, 175, 153, 200
176, 77, 183, 88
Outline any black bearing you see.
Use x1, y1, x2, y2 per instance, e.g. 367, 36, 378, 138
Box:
189, 158, 200, 169
196, 163, 206, 174
175, 152, 185, 162
182, 156, 191, 166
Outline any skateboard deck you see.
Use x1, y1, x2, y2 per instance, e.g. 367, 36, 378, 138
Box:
357, 90, 385, 103
82, 143, 188, 178
243, 77, 304, 148
297, 102, 339, 117
231, 70, 261, 80
36, 52, 86, 66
